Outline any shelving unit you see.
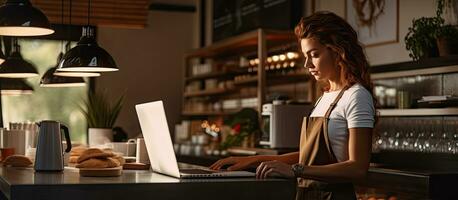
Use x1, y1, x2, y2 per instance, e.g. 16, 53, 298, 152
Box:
181, 111, 234, 117
371, 56, 458, 116
378, 108, 458, 116
234, 72, 309, 86
370, 55, 458, 80
185, 68, 251, 82
182, 29, 313, 118
183, 88, 231, 98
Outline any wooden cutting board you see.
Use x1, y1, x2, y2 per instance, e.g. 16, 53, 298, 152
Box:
123, 162, 150, 170
79, 166, 123, 177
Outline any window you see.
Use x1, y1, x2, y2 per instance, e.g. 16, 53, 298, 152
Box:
2, 39, 88, 144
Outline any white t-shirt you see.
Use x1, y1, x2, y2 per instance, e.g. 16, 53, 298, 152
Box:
309, 83, 375, 162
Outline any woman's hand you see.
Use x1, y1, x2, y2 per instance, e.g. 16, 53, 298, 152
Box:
256, 160, 295, 179
209, 156, 260, 171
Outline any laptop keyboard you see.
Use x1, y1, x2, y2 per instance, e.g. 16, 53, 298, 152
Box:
179, 168, 215, 174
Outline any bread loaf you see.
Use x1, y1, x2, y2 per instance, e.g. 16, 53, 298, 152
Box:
70, 146, 87, 156
3, 155, 33, 167
77, 148, 114, 163
75, 157, 120, 168
112, 154, 125, 166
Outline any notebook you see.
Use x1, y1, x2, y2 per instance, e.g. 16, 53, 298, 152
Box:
135, 100, 255, 178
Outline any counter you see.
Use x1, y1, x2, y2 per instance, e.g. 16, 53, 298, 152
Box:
0, 166, 296, 200
1, 165, 456, 200
356, 167, 458, 199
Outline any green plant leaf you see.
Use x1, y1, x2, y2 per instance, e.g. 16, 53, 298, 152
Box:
79, 90, 125, 128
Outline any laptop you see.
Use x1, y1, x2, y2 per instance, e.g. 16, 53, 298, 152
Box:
135, 100, 255, 178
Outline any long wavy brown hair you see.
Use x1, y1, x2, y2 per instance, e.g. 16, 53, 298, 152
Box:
294, 11, 375, 102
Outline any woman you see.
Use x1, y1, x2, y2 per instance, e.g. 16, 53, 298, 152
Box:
210, 11, 376, 199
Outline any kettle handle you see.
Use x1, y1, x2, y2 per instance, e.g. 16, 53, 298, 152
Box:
61, 124, 72, 153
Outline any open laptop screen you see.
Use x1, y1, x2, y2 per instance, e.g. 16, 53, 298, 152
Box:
135, 101, 181, 178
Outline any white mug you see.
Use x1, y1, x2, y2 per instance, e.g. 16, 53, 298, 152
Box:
3, 130, 26, 155
136, 138, 149, 164
108, 139, 136, 157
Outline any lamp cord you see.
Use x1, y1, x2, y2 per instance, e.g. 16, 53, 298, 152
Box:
87, 0, 91, 25
67, 0, 72, 51
60, 0, 64, 53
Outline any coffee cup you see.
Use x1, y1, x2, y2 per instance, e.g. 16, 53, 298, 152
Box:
0, 147, 15, 161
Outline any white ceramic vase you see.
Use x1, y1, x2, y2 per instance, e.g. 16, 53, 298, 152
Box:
88, 128, 113, 147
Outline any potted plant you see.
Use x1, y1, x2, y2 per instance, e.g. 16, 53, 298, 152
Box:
435, 0, 458, 56
79, 90, 124, 147
219, 108, 260, 150
405, 17, 442, 60
436, 24, 458, 56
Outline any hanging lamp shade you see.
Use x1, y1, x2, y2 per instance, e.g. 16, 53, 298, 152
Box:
0, 48, 4, 65
40, 66, 86, 87
0, 37, 5, 64
53, 71, 101, 77
57, 26, 118, 72
0, 78, 33, 95
40, 53, 86, 87
0, 0, 54, 36
0, 40, 39, 78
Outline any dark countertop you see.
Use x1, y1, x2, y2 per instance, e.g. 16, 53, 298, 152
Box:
0, 166, 296, 200
356, 167, 458, 199
1, 164, 457, 200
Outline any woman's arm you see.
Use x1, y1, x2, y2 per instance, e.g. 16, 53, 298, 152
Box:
257, 128, 372, 181
297, 127, 372, 181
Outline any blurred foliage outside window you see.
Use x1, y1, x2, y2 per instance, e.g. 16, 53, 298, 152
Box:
2, 39, 88, 144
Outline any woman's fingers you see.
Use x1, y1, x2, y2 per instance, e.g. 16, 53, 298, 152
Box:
256, 161, 272, 179
209, 160, 222, 170
256, 161, 290, 179
227, 162, 247, 171
209, 157, 241, 170
209, 158, 233, 170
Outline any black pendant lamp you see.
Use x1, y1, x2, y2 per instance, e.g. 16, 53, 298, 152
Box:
51, 0, 100, 78
0, 38, 39, 78
40, 53, 85, 87
57, 0, 118, 73
53, 71, 100, 77
0, 78, 33, 95
0, 52, 4, 64
0, 37, 5, 64
0, 49, 4, 65
57, 26, 118, 72
0, 0, 54, 36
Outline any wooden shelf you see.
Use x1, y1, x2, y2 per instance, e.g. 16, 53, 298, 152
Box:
185, 71, 231, 82
185, 29, 295, 58
182, 111, 231, 116
234, 71, 309, 86
378, 108, 458, 116
268, 72, 309, 85
182, 29, 310, 118
234, 76, 258, 85
370, 56, 458, 80
183, 88, 231, 97
186, 68, 253, 82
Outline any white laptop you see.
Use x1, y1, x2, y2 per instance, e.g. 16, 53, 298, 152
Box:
135, 100, 255, 178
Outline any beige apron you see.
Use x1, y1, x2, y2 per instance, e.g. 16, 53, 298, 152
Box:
296, 86, 357, 200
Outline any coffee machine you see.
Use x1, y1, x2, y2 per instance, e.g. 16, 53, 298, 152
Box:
260, 103, 312, 149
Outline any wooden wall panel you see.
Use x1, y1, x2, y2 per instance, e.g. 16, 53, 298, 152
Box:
30, 0, 148, 29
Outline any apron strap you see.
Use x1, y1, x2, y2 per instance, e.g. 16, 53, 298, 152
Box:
322, 85, 351, 161
324, 85, 350, 119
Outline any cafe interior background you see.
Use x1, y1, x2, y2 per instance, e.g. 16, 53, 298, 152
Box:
0, 0, 458, 199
